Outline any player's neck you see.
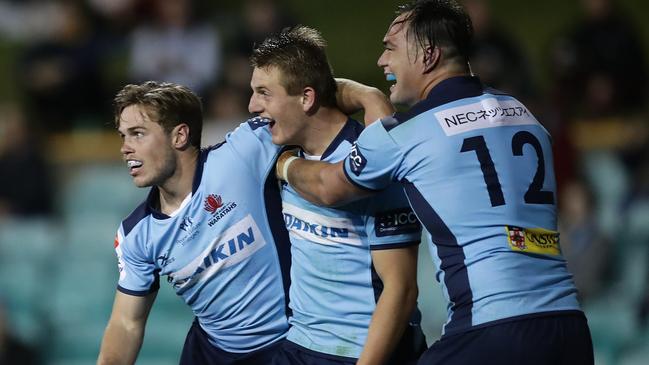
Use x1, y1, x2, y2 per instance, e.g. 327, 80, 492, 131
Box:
158, 149, 199, 215
418, 63, 471, 104
299, 107, 348, 157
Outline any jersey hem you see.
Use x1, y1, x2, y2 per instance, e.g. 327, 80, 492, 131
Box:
370, 240, 420, 250
117, 284, 159, 297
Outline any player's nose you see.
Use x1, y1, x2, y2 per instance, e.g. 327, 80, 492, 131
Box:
248, 94, 262, 114
377, 50, 388, 68
120, 138, 133, 156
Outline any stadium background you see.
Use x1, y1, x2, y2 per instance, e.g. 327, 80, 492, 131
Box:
0, 0, 647, 364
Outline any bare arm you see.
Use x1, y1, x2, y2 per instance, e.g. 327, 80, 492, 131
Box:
335, 78, 394, 126
357, 245, 419, 365
277, 150, 372, 206
97, 291, 157, 365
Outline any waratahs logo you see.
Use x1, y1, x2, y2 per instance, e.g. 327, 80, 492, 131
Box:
203, 193, 238, 227
204, 194, 223, 213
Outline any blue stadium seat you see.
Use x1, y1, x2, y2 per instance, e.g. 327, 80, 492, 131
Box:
58, 163, 145, 221
0, 218, 61, 345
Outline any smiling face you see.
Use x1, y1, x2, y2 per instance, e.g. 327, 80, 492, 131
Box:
377, 13, 427, 107
118, 104, 177, 188
248, 66, 307, 146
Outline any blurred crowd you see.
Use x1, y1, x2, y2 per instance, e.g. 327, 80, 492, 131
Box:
0, 0, 648, 364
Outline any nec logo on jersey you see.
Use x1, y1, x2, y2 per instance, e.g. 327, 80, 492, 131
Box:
506, 226, 560, 256
348, 142, 367, 176
435, 98, 539, 136
204, 194, 237, 227
376, 208, 421, 237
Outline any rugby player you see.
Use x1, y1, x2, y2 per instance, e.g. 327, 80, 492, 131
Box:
276, 1, 594, 364
248, 26, 426, 365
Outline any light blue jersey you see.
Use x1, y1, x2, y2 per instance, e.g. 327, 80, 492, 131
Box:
343, 77, 580, 337
114, 118, 291, 353
283, 119, 422, 358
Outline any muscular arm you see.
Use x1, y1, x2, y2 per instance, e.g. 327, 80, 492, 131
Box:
358, 245, 419, 365
97, 291, 157, 365
335, 78, 394, 126
277, 151, 372, 206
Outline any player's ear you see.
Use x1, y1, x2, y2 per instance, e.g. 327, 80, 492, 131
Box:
171, 123, 191, 149
422, 46, 440, 74
302, 87, 316, 113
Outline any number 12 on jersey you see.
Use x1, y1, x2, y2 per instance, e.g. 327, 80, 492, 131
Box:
460, 131, 555, 207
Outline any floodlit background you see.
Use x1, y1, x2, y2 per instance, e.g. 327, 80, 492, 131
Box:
0, 0, 648, 364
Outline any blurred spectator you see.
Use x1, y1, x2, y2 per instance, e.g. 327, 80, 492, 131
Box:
0, 103, 54, 218
18, 0, 113, 132
463, 0, 536, 102
0, 0, 68, 42
202, 82, 250, 145
627, 147, 649, 326
220, 54, 254, 93
548, 0, 649, 206
0, 299, 40, 365
128, 0, 221, 95
549, 0, 648, 118
230, 0, 295, 57
558, 178, 611, 301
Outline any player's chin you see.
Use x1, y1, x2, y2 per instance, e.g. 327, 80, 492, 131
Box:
389, 92, 400, 105
270, 129, 286, 145
271, 134, 286, 146
132, 175, 152, 188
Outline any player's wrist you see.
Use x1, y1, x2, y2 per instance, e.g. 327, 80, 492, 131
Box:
280, 155, 299, 184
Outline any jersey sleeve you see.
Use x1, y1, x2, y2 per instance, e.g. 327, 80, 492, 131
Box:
343, 118, 405, 191
225, 117, 282, 183
114, 226, 159, 296
365, 184, 421, 250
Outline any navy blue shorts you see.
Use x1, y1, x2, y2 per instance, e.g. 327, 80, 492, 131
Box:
390, 321, 427, 365
271, 341, 356, 365
272, 322, 427, 365
179, 319, 284, 365
417, 311, 594, 365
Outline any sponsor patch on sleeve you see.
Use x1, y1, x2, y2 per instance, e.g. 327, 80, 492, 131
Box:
375, 208, 421, 237
348, 142, 367, 176
506, 226, 560, 255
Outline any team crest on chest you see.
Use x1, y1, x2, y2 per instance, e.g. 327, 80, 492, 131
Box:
204, 193, 238, 227
204, 194, 224, 213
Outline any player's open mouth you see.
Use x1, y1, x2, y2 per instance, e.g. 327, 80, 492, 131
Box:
127, 160, 143, 175
269, 120, 276, 129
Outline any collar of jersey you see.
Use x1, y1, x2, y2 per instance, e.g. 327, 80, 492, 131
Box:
394, 75, 485, 123
315, 117, 363, 161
